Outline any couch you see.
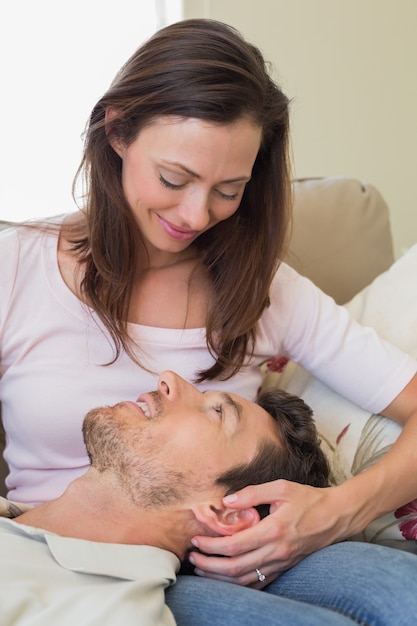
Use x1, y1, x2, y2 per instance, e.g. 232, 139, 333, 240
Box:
1, 177, 416, 553
276, 177, 417, 553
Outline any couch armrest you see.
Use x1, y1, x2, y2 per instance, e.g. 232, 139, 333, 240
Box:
285, 177, 395, 304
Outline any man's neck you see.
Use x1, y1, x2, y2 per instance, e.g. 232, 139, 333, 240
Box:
15, 471, 195, 560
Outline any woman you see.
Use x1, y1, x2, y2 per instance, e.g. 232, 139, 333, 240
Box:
1, 18, 417, 624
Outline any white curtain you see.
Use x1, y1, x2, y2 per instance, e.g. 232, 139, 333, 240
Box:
0, 0, 182, 221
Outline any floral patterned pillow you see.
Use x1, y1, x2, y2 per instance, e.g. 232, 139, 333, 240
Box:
262, 244, 417, 550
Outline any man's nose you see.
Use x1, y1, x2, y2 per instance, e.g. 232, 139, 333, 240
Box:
157, 370, 199, 404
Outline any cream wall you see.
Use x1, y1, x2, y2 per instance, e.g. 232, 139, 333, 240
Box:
184, 0, 417, 257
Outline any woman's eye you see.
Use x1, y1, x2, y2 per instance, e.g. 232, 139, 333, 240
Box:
159, 173, 185, 190
216, 189, 239, 201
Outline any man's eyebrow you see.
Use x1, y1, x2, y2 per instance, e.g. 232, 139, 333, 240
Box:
220, 392, 243, 421
203, 390, 242, 425
162, 160, 251, 184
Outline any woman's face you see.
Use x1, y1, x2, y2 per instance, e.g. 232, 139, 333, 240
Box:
110, 115, 262, 265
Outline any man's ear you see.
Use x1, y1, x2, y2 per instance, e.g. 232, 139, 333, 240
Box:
105, 107, 124, 157
192, 501, 260, 536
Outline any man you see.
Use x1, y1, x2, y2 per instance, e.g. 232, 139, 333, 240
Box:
0, 371, 329, 626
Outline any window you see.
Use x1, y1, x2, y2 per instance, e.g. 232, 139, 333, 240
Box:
0, 1, 182, 221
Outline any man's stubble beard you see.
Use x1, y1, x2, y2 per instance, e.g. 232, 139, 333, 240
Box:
83, 397, 197, 508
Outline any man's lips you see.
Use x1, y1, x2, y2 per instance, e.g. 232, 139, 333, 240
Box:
155, 214, 199, 241
130, 399, 151, 419
135, 395, 152, 419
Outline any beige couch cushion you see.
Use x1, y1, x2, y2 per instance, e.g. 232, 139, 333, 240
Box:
286, 177, 395, 304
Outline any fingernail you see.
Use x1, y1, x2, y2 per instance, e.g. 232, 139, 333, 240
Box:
188, 555, 195, 565
191, 538, 199, 548
223, 493, 237, 504
194, 569, 205, 577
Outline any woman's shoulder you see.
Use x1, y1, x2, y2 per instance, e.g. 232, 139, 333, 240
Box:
0, 214, 79, 281
0, 222, 24, 262
1, 214, 66, 238
270, 261, 322, 303
1, 213, 83, 249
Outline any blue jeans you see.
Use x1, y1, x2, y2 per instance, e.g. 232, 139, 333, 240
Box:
165, 542, 417, 625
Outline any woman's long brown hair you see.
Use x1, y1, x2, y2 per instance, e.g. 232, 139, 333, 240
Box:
71, 18, 292, 381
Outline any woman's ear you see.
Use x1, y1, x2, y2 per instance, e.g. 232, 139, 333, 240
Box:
105, 107, 124, 157
192, 501, 260, 536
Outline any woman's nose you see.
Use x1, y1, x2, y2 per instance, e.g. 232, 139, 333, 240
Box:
177, 190, 210, 231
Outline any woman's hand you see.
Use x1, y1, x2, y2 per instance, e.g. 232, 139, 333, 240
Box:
189, 385, 417, 588
189, 480, 350, 588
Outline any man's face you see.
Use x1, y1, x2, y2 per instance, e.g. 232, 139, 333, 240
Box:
83, 371, 280, 507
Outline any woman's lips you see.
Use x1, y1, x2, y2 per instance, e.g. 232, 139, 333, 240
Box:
155, 213, 199, 241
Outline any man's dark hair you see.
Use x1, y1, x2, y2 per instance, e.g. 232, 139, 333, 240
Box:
215, 388, 330, 518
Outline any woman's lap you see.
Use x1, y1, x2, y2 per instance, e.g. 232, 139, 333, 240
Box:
267, 541, 417, 625
166, 574, 351, 625
166, 542, 417, 626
